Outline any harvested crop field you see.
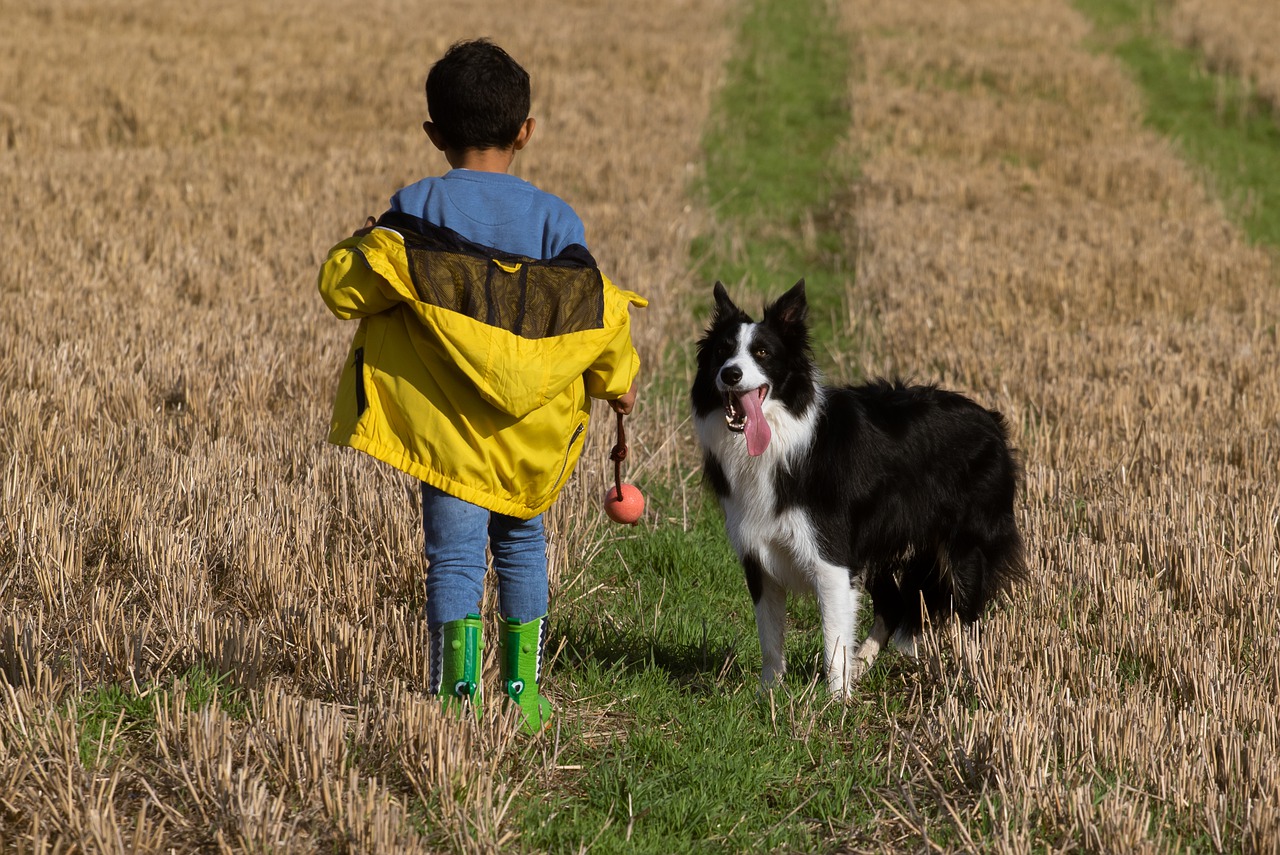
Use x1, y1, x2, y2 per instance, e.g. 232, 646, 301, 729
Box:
841, 0, 1279, 849
2, 0, 1278, 852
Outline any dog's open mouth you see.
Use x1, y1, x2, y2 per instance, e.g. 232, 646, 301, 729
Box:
723, 385, 771, 456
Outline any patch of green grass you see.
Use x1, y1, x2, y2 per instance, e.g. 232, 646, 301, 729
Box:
75, 662, 246, 767
693, 0, 856, 337
527, 685, 891, 853
77, 682, 158, 767
702, 0, 850, 225
182, 661, 250, 719
1075, 0, 1280, 248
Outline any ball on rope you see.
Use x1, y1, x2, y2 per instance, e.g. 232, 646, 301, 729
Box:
604, 482, 645, 525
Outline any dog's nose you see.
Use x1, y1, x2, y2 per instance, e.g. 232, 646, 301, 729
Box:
720, 365, 742, 386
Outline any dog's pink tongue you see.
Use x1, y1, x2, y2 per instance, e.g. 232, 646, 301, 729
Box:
739, 389, 771, 456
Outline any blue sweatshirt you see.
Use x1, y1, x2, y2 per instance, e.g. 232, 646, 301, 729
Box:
390, 169, 586, 260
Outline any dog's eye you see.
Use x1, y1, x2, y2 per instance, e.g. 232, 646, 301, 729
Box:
754, 348, 769, 359
715, 344, 733, 359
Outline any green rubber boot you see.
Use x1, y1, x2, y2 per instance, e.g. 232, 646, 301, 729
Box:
499, 615, 553, 734
432, 614, 484, 719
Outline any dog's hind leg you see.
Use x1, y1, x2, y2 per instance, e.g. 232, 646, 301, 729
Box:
865, 566, 916, 664
890, 627, 919, 658
855, 614, 892, 671
746, 555, 787, 689
813, 567, 861, 697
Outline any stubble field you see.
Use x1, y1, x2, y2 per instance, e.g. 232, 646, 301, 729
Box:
839, 0, 1279, 849
2, 0, 1278, 852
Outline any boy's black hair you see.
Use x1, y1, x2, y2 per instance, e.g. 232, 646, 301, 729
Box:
426, 39, 531, 151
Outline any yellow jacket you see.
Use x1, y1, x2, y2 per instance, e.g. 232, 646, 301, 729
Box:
318, 213, 646, 519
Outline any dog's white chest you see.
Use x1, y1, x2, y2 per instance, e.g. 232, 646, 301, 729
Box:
695, 429, 823, 592
693, 371, 826, 591
725, 500, 819, 591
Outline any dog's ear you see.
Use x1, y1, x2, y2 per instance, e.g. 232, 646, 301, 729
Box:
765, 279, 808, 332
712, 281, 739, 318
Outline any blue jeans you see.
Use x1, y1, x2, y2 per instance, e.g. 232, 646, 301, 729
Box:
421, 484, 549, 628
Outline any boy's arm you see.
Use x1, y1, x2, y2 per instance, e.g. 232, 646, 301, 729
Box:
584, 278, 646, 409
583, 319, 642, 412
317, 222, 400, 320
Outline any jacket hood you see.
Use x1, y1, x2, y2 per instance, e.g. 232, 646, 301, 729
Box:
353, 214, 645, 419
404, 300, 636, 418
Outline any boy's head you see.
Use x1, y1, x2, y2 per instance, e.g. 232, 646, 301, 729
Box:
425, 39, 531, 152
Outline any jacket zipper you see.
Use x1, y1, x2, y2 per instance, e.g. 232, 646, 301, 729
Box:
353, 347, 368, 416
554, 423, 586, 488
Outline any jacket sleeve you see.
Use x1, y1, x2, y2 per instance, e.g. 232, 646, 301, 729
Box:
317, 235, 401, 320
583, 283, 646, 400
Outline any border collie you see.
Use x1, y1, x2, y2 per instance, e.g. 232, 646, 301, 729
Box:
692, 281, 1025, 697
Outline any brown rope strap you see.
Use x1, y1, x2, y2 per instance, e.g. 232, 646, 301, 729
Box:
609, 412, 627, 499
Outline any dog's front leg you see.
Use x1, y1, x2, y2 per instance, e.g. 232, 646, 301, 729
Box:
814, 568, 861, 698
745, 554, 787, 689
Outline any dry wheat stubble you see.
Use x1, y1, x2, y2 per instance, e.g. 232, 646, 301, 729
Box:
0, 0, 731, 848
8, 0, 1278, 848
843, 0, 1279, 848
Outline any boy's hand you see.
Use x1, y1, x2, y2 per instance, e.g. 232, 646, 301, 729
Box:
609, 381, 638, 415
352, 216, 377, 237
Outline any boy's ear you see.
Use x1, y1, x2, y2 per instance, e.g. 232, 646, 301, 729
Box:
512, 117, 536, 151
423, 121, 448, 152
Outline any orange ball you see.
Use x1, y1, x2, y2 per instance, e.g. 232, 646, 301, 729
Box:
604, 483, 645, 525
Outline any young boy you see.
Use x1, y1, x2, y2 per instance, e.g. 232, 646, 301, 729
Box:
317, 39, 644, 733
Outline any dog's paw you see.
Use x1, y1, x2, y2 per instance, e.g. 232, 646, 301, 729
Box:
890, 629, 919, 658
760, 662, 787, 688
755, 681, 790, 703
825, 658, 868, 698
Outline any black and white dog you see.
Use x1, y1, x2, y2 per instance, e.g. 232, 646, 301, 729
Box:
692, 281, 1025, 697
